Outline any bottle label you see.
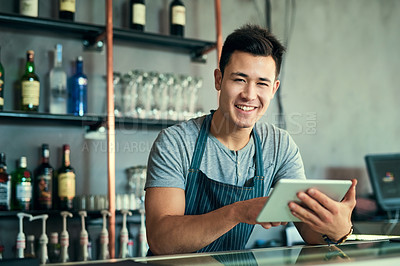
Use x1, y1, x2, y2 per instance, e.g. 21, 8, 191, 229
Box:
172, 6, 186, 26
60, 0, 76, 13
0, 181, 10, 206
100, 234, 109, 244
22, 80, 40, 106
36, 174, 52, 206
50, 234, 58, 244
16, 239, 26, 249
16, 182, 32, 202
0, 78, 4, 107
120, 233, 128, 243
132, 4, 146, 25
20, 0, 38, 17
58, 172, 75, 199
80, 235, 88, 246
60, 235, 69, 247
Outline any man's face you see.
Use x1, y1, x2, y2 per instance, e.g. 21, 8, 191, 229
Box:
214, 51, 280, 130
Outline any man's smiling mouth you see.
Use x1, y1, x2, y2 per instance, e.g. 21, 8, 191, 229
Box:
235, 105, 256, 111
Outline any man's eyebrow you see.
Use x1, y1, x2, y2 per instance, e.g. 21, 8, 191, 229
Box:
259, 77, 272, 83
231, 72, 248, 78
231, 72, 271, 83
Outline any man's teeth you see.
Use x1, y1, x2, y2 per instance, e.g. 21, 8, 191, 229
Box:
236, 105, 255, 111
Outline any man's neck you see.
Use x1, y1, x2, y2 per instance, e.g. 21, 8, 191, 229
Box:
210, 110, 253, 151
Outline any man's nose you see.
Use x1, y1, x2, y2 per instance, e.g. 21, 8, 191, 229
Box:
241, 83, 257, 100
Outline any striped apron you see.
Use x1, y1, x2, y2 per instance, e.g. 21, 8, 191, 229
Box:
185, 112, 268, 252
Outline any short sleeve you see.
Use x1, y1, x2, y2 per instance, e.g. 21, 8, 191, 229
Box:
145, 129, 187, 190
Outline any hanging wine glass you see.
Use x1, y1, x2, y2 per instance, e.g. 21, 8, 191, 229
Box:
113, 72, 123, 117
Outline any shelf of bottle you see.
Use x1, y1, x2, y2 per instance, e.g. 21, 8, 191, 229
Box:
0, 209, 140, 218
0, 111, 180, 129
0, 12, 216, 58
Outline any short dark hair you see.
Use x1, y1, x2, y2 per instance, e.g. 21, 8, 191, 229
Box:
219, 24, 286, 78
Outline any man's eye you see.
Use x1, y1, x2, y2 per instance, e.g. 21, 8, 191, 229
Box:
234, 79, 245, 82
258, 82, 269, 87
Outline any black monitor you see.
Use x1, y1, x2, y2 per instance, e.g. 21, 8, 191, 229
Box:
365, 154, 400, 212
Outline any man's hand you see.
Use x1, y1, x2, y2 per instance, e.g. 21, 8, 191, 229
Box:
234, 197, 288, 229
145, 189, 288, 255
289, 179, 357, 243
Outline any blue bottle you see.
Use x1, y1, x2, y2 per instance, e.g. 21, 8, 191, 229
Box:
69, 56, 87, 116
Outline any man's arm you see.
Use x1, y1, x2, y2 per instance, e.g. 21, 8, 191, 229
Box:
145, 187, 285, 255
291, 179, 357, 244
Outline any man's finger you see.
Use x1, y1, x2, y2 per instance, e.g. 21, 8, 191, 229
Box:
297, 190, 334, 221
342, 179, 357, 205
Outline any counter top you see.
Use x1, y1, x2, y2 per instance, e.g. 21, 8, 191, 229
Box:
135, 239, 400, 265
46, 239, 400, 265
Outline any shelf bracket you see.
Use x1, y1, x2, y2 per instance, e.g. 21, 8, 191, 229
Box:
190, 45, 217, 63
83, 31, 106, 52
85, 120, 107, 140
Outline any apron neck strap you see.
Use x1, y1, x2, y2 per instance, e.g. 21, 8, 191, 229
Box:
189, 112, 213, 170
252, 129, 264, 177
189, 111, 265, 178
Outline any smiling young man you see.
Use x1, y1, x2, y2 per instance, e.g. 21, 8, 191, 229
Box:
144, 25, 357, 255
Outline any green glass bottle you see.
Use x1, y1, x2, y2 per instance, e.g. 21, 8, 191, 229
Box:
11, 156, 33, 210
0, 46, 4, 111
21, 50, 40, 112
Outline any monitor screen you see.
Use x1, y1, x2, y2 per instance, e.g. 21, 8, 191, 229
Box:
365, 154, 400, 211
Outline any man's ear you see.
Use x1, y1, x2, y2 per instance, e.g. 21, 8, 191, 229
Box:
271, 79, 280, 98
214, 69, 222, 91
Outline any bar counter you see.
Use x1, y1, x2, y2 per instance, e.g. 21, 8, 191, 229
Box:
35, 239, 399, 266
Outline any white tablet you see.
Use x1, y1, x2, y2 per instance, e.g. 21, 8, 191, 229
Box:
256, 179, 352, 223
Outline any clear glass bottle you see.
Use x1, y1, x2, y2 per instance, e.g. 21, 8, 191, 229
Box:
21, 50, 40, 112
169, 0, 185, 37
68, 56, 88, 116
49, 44, 67, 114
57, 145, 75, 210
0, 152, 11, 211
59, 0, 75, 21
34, 144, 54, 210
0, 46, 4, 111
11, 156, 32, 211
130, 0, 146, 31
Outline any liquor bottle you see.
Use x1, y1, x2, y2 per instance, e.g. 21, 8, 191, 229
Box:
34, 144, 54, 210
11, 156, 33, 211
0, 46, 4, 111
130, 0, 146, 31
21, 50, 40, 112
57, 145, 75, 210
0, 244, 4, 259
48, 232, 61, 263
49, 44, 67, 114
20, 0, 38, 17
68, 56, 88, 116
0, 153, 11, 211
25, 235, 36, 258
59, 0, 75, 21
169, 0, 185, 37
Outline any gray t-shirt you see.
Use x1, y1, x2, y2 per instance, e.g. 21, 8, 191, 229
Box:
146, 115, 306, 195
